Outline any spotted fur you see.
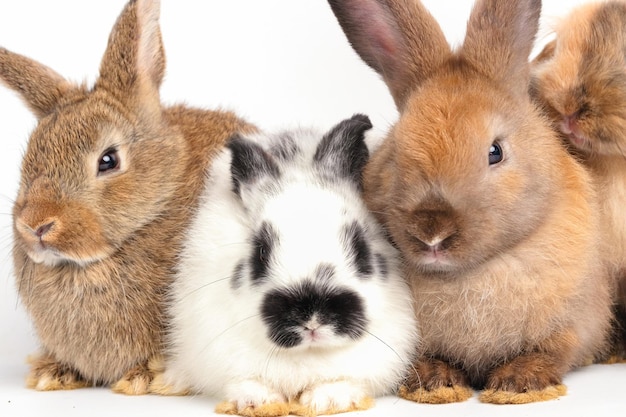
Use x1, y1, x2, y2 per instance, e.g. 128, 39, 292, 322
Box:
158, 115, 418, 414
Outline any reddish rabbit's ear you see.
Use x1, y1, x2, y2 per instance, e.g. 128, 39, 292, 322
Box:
461, 0, 541, 97
0, 47, 83, 119
327, 0, 450, 110
96, 0, 165, 119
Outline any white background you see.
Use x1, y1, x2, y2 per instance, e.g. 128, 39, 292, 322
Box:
0, 1, 624, 416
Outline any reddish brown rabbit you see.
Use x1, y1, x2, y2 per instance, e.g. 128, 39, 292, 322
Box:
1, 0, 254, 394
328, 0, 613, 404
531, 1, 626, 360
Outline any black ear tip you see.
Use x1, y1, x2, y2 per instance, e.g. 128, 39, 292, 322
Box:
350, 114, 373, 130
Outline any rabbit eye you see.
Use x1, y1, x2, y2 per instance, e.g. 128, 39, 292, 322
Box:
98, 148, 120, 174
489, 142, 503, 165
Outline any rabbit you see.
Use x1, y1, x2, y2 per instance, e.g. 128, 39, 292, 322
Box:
149, 115, 419, 416
1, 0, 254, 394
530, 0, 626, 360
327, 0, 614, 405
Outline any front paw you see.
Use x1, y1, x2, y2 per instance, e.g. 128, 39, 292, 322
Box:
216, 380, 288, 416
399, 357, 473, 404
480, 353, 566, 404
26, 353, 90, 391
298, 381, 373, 415
112, 357, 161, 395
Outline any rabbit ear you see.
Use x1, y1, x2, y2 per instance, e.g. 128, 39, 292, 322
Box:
0, 48, 83, 119
228, 134, 281, 197
95, 0, 165, 116
461, 0, 541, 95
314, 114, 372, 188
328, 0, 450, 109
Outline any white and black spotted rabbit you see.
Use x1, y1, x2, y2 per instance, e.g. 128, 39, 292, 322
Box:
150, 115, 418, 416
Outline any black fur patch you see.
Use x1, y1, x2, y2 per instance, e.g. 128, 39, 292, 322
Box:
375, 253, 389, 280
261, 281, 367, 348
344, 222, 373, 278
228, 134, 280, 196
230, 261, 245, 290
250, 222, 278, 285
314, 114, 371, 188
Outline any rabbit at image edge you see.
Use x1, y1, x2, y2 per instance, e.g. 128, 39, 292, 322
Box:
531, 0, 626, 360
148, 115, 419, 416
328, 0, 614, 405
0, 0, 254, 394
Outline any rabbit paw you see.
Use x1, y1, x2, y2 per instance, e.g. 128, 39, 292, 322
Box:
298, 381, 374, 415
480, 353, 566, 404
217, 380, 288, 416
400, 357, 473, 404
26, 353, 90, 391
111, 357, 157, 395
147, 356, 191, 396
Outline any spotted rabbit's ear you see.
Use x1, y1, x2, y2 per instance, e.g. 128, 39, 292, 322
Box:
228, 134, 281, 198
314, 114, 372, 189
327, 0, 450, 109
95, 0, 165, 119
0, 47, 84, 119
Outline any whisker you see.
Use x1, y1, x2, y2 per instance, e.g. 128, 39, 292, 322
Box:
363, 329, 420, 400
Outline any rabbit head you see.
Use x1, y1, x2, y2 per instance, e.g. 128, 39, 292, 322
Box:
2, 0, 184, 268
328, 0, 566, 276
531, 1, 626, 157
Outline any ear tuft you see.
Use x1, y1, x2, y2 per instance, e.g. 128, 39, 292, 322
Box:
0, 47, 81, 119
227, 134, 280, 196
96, 0, 165, 109
314, 114, 373, 188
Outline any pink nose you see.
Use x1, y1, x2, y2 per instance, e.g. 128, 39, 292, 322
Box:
561, 114, 578, 135
35, 221, 54, 238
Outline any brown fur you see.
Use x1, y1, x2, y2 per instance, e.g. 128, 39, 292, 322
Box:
329, 0, 614, 404
2, 0, 254, 392
531, 0, 626, 359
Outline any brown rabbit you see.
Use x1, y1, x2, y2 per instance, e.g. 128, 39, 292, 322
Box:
328, 0, 614, 404
531, 1, 626, 360
1, 0, 254, 394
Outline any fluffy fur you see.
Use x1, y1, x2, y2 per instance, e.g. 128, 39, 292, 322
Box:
151, 115, 418, 416
328, 0, 614, 404
2, 0, 254, 393
531, 0, 626, 359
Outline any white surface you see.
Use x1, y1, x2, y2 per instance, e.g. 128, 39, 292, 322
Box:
0, 1, 624, 416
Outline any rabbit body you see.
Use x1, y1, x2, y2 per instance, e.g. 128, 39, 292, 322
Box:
328, 0, 614, 403
531, 0, 626, 353
158, 116, 418, 414
4, 0, 253, 392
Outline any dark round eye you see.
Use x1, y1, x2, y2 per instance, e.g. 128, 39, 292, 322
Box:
98, 148, 120, 174
489, 142, 503, 165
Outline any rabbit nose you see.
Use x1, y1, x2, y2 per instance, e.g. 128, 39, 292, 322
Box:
408, 208, 458, 253
36, 221, 55, 238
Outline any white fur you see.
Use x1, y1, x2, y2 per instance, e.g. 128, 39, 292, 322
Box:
162, 126, 418, 411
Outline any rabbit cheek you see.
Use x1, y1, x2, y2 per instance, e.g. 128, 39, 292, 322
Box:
260, 283, 367, 349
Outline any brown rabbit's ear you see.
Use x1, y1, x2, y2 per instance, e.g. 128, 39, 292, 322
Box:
95, 0, 165, 117
328, 0, 450, 109
532, 39, 556, 66
0, 48, 82, 119
461, 0, 541, 96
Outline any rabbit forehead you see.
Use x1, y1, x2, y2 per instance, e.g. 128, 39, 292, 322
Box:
258, 182, 364, 276
394, 77, 518, 178
544, 2, 626, 95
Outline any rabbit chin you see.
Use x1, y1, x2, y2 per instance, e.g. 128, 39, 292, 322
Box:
26, 246, 110, 268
